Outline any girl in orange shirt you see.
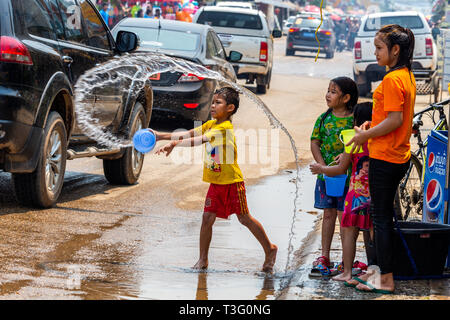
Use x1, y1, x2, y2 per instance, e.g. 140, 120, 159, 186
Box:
346, 24, 416, 294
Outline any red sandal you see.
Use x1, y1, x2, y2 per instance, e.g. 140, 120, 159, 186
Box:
312, 256, 332, 268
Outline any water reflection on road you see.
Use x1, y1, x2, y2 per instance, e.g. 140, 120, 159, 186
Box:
134, 168, 317, 300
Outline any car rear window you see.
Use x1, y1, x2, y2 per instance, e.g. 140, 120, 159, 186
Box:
364, 15, 424, 31
118, 26, 200, 52
197, 11, 263, 30
21, 0, 57, 40
293, 17, 321, 29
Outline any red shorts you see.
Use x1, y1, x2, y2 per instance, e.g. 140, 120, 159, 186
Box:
204, 182, 249, 219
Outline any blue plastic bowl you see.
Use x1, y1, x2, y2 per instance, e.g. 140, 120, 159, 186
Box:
133, 129, 156, 153
323, 174, 347, 197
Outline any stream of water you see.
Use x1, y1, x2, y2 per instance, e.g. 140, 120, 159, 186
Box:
74, 51, 302, 290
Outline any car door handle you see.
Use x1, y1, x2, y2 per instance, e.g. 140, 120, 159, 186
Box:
62, 56, 73, 65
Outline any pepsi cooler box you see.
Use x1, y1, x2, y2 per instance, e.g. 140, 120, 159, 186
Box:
423, 130, 449, 224
423, 130, 450, 269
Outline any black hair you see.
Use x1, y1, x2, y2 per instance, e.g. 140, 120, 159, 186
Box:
356, 155, 370, 175
376, 24, 415, 72
214, 87, 240, 115
319, 76, 358, 130
331, 76, 359, 111
353, 102, 372, 127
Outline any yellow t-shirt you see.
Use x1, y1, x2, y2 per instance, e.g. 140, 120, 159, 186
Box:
194, 120, 244, 185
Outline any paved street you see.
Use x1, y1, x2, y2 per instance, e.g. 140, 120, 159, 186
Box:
0, 37, 447, 300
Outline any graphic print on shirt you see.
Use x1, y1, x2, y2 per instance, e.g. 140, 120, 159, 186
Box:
205, 141, 221, 172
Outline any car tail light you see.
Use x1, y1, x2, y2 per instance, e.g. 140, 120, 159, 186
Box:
260, 41, 268, 62
0, 36, 33, 65
426, 38, 433, 56
149, 73, 160, 81
183, 103, 199, 109
319, 30, 332, 36
289, 27, 299, 33
354, 41, 362, 60
178, 73, 204, 82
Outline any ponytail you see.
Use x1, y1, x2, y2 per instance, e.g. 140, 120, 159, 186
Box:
405, 28, 415, 71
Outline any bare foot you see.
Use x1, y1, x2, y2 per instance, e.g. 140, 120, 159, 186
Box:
332, 272, 352, 282
262, 244, 277, 272
193, 259, 208, 270
355, 272, 394, 293
344, 269, 373, 286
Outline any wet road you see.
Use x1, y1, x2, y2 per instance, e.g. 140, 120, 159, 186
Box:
0, 39, 371, 299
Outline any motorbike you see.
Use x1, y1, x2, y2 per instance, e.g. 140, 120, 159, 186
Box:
336, 34, 347, 52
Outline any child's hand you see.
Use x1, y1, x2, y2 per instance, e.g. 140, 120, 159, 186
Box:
155, 141, 177, 157
347, 126, 368, 154
359, 121, 371, 130
334, 153, 343, 164
149, 128, 161, 140
309, 163, 324, 175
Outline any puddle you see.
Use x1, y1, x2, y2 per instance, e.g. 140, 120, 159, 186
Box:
130, 167, 318, 300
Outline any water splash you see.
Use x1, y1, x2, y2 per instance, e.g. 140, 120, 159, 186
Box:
74, 51, 301, 289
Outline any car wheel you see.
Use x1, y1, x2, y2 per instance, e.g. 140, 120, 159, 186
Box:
256, 83, 267, 94
266, 69, 272, 90
286, 49, 295, 56
12, 112, 67, 208
326, 50, 334, 59
103, 101, 146, 185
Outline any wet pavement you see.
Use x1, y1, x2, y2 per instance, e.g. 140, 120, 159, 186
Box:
279, 215, 450, 300
0, 38, 449, 300
0, 166, 318, 299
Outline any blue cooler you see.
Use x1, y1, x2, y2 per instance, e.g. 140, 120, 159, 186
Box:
423, 130, 450, 268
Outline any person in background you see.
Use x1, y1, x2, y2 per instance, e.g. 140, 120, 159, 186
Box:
99, 2, 109, 27
154, 8, 162, 19
131, 1, 141, 17
432, 21, 441, 41
144, 6, 154, 18
136, 9, 144, 18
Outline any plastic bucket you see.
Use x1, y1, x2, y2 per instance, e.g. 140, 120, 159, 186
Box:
323, 174, 347, 197
392, 221, 450, 277
339, 129, 363, 153
133, 129, 156, 153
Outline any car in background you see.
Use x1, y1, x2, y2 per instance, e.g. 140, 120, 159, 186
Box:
0, 0, 151, 208
286, 14, 336, 58
282, 15, 297, 35
353, 11, 437, 96
193, 6, 282, 94
112, 18, 239, 124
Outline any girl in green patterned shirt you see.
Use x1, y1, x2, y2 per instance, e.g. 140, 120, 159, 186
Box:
309, 76, 358, 276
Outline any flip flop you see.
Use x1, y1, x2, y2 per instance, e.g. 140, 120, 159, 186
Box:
355, 281, 394, 294
343, 276, 365, 288
309, 263, 338, 278
344, 280, 357, 288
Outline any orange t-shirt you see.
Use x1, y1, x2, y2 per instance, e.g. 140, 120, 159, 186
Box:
368, 67, 416, 164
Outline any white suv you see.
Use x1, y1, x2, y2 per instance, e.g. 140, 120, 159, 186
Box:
193, 6, 282, 94
353, 11, 437, 96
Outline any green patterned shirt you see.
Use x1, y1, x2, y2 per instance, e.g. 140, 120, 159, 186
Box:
311, 111, 354, 180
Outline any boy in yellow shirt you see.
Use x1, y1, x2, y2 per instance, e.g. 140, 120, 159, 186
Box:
154, 87, 277, 272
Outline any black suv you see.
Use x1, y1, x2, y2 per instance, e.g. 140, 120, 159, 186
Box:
0, 0, 153, 208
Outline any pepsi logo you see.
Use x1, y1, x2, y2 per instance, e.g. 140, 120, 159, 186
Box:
426, 179, 442, 211
428, 152, 435, 173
